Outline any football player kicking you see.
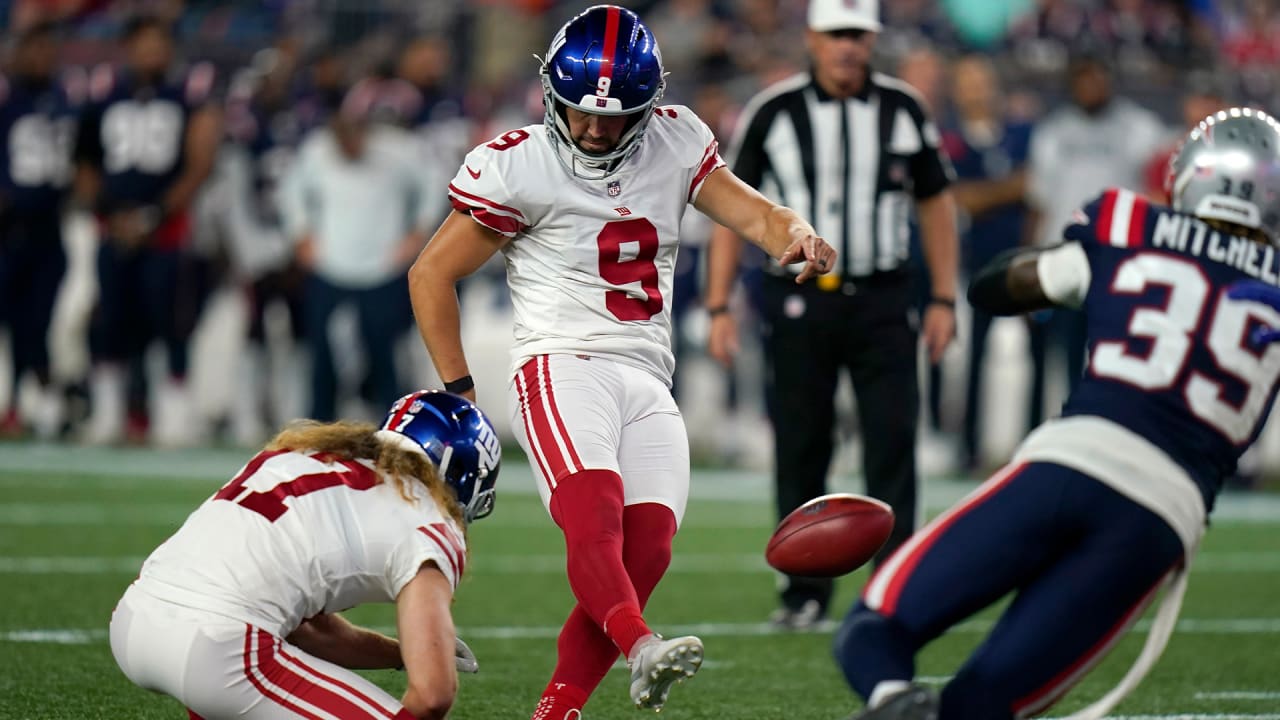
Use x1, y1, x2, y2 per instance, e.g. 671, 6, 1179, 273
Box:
835, 108, 1280, 720
110, 390, 500, 719
408, 5, 836, 718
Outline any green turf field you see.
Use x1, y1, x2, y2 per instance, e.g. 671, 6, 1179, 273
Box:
1, 446, 1278, 719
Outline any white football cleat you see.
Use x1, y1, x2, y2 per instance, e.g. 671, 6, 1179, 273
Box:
628, 634, 703, 711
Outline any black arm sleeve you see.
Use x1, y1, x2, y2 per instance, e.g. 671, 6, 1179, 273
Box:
967, 247, 1054, 316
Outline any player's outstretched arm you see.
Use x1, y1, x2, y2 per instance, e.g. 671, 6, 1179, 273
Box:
396, 564, 459, 720
408, 210, 509, 402
967, 246, 1061, 316
285, 612, 403, 670
693, 168, 836, 284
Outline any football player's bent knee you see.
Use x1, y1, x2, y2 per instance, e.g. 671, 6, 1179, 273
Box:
833, 605, 922, 697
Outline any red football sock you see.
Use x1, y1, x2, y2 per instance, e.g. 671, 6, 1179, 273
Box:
542, 605, 620, 704
531, 680, 590, 720
549, 469, 649, 655
622, 503, 677, 606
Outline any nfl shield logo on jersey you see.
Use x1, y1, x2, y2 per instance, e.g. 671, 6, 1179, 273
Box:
608, 180, 622, 197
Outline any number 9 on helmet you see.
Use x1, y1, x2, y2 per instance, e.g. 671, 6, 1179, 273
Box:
376, 390, 501, 523
539, 4, 665, 179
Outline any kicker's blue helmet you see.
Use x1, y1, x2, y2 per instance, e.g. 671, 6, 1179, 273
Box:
540, 4, 665, 178
377, 390, 500, 523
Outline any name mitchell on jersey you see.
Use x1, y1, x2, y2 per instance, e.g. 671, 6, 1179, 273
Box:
1152, 210, 1280, 284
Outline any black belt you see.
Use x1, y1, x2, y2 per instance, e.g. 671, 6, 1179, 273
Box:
766, 267, 907, 296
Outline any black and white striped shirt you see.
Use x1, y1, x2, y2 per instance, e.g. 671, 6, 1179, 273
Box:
727, 72, 953, 278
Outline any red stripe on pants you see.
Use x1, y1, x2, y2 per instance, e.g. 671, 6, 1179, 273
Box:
873, 463, 1028, 615
540, 356, 585, 472
242, 627, 325, 720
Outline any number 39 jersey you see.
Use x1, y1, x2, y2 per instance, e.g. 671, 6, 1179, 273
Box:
1031, 187, 1280, 515
133, 451, 467, 637
447, 106, 725, 385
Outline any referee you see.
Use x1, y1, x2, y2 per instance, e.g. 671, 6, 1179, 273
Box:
705, 0, 958, 629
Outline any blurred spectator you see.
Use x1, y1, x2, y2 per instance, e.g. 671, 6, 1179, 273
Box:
1024, 51, 1166, 421
896, 45, 947, 113
1220, 0, 1279, 103
214, 45, 308, 444
898, 46, 949, 433
0, 21, 77, 439
1143, 70, 1229, 203
74, 15, 221, 446
395, 35, 468, 227
292, 46, 347, 133
645, 0, 732, 94
277, 87, 431, 422
727, 0, 807, 83
940, 54, 1033, 471
396, 35, 461, 125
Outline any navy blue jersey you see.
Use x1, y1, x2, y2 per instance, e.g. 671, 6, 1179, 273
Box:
943, 121, 1032, 266
227, 98, 301, 227
0, 73, 78, 216
73, 64, 215, 212
1059, 187, 1280, 508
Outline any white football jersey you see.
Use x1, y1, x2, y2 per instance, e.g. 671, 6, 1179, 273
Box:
448, 106, 725, 385
133, 450, 467, 637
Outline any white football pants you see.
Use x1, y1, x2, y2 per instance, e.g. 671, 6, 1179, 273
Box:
111, 585, 412, 719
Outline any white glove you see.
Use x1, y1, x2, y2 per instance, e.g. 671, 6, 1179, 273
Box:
455, 635, 479, 673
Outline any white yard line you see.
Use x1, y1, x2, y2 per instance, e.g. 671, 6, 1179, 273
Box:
1194, 692, 1280, 701
10, 617, 1280, 646
3, 552, 1274, 576
1062, 716, 1280, 720
2, 446, 1279, 521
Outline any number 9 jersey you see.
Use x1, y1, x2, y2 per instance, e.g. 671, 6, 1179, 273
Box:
447, 106, 724, 386
1019, 187, 1280, 548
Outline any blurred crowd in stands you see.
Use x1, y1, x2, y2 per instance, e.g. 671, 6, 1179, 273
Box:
0, 0, 1277, 479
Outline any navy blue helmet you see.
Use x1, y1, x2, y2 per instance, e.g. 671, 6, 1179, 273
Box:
377, 390, 500, 523
539, 4, 665, 178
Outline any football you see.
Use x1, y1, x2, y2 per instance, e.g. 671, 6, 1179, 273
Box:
765, 493, 895, 577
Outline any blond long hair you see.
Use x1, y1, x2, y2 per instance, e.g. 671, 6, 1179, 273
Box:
264, 420, 468, 539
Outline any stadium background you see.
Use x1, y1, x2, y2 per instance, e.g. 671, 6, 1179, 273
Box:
3, 0, 1280, 480
2, 2, 1280, 719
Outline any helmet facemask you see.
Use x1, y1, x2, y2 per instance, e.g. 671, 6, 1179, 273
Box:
539, 64, 664, 180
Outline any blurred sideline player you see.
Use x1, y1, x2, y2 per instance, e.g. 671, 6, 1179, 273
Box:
835, 108, 1280, 720
216, 47, 308, 445
74, 15, 221, 446
110, 390, 500, 720
0, 21, 77, 438
409, 5, 836, 718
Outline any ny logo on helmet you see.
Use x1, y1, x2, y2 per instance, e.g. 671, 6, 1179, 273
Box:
474, 421, 500, 475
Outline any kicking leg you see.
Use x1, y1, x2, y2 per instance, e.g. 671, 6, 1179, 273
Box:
534, 503, 679, 719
